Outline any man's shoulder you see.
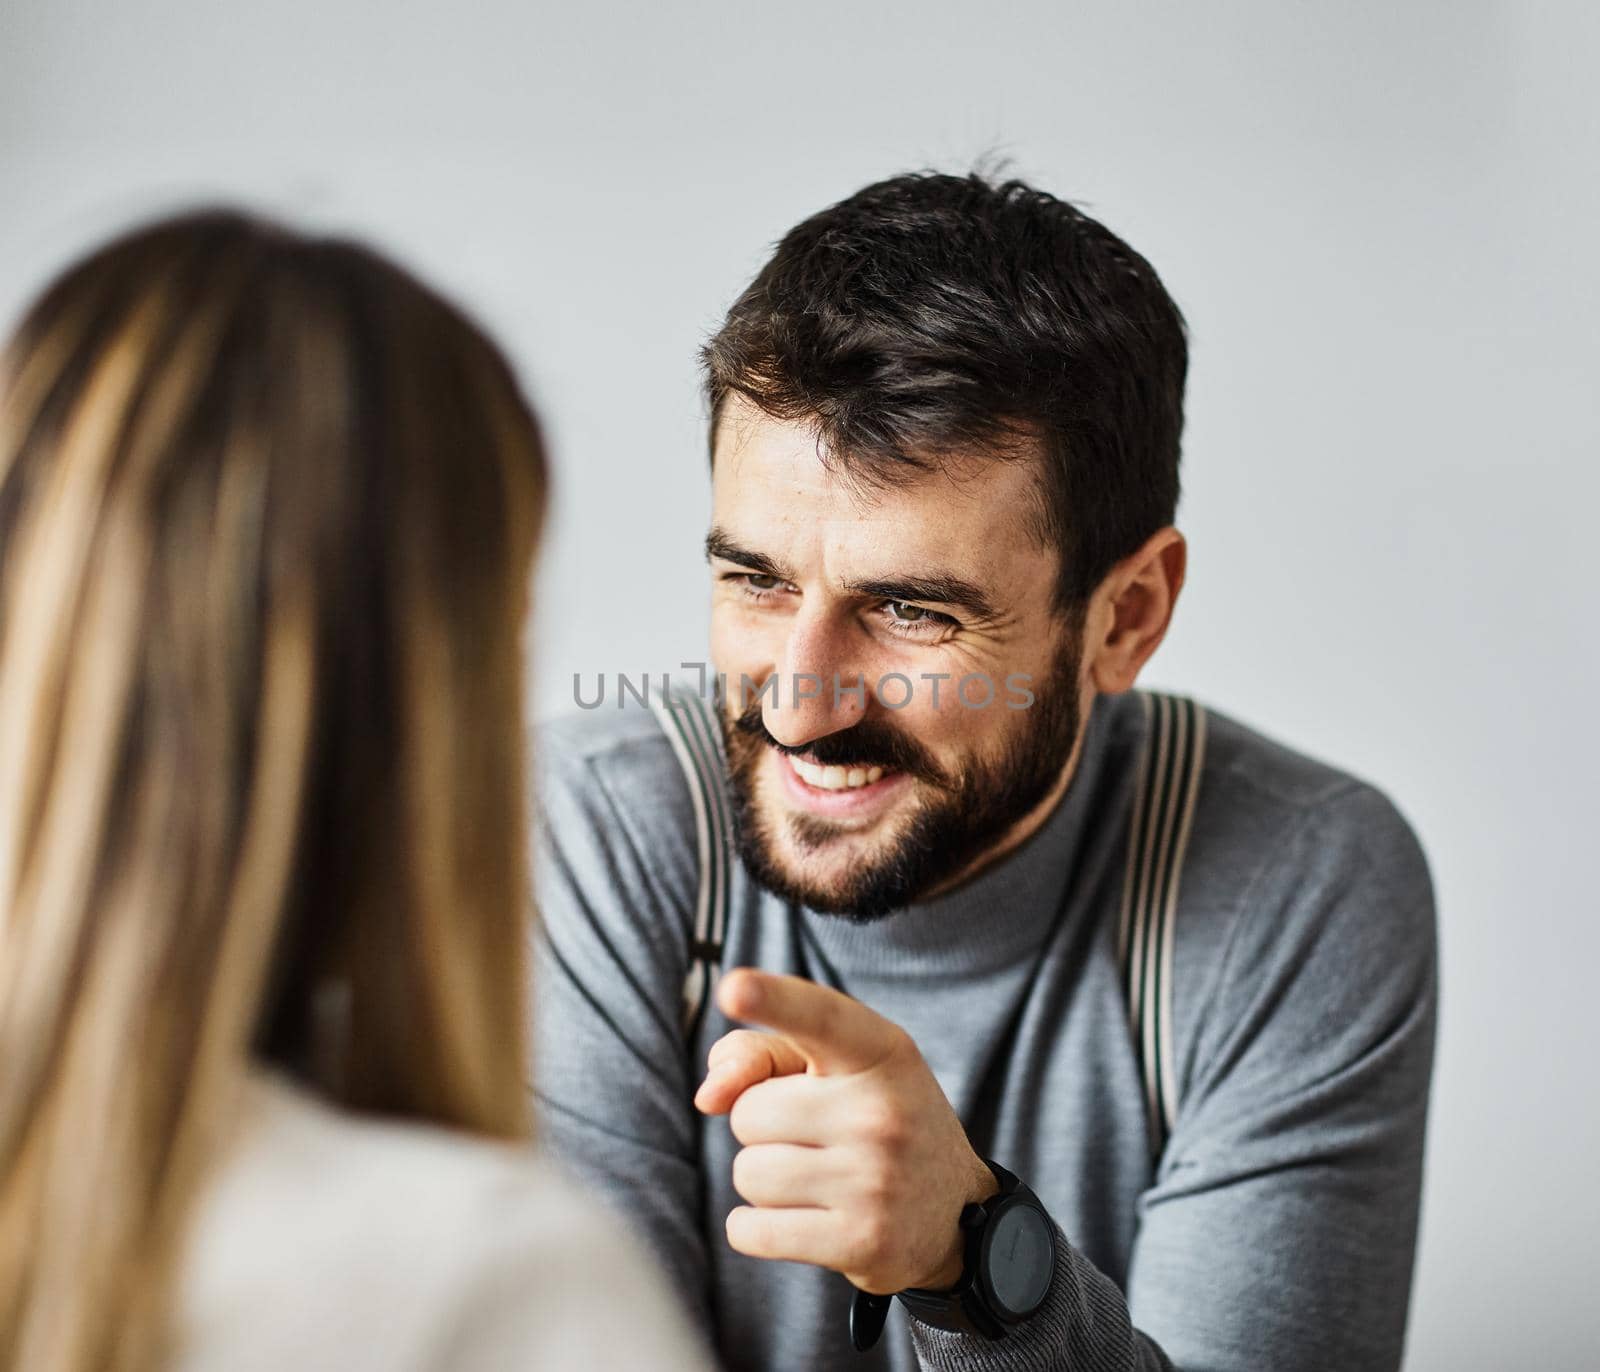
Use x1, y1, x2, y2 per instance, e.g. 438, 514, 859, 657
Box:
1196, 699, 1375, 814
532, 696, 705, 930
1161, 697, 1436, 1140
538, 694, 682, 775
536, 696, 698, 829
1190, 698, 1423, 857
1108, 689, 1422, 876
1174, 694, 1434, 984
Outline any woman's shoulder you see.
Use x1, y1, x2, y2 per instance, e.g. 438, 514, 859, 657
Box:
174, 1072, 707, 1371
223, 1070, 563, 1212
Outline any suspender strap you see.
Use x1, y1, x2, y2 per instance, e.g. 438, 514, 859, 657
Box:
1117, 691, 1208, 1158
647, 685, 732, 1039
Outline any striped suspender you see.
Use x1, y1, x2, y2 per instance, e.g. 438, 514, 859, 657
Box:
647, 686, 733, 1039
654, 686, 1207, 1157
1117, 691, 1208, 1157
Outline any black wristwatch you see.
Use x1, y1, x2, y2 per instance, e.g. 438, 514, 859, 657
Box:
848, 1159, 1056, 1351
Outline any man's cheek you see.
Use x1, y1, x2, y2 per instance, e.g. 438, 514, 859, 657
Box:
885, 700, 958, 774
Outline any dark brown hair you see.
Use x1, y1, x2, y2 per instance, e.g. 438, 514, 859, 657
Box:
703, 171, 1188, 608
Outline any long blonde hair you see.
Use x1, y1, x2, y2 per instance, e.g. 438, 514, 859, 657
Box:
0, 210, 547, 1370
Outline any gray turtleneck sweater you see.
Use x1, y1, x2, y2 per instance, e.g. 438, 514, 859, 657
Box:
530, 688, 1435, 1371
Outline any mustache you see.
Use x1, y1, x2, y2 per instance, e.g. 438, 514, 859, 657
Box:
731, 698, 948, 785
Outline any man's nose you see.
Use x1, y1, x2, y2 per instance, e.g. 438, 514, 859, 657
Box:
763, 614, 870, 749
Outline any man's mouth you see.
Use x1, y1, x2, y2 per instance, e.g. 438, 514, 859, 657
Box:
774, 748, 911, 819
787, 755, 889, 791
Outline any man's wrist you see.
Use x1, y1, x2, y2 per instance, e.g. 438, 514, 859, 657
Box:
897, 1160, 1058, 1345
918, 1155, 1002, 1290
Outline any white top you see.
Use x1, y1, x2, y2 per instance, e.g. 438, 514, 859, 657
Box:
170, 1072, 708, 1371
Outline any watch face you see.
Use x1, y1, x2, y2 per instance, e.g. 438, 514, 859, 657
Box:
982, 1201, 1054, 1318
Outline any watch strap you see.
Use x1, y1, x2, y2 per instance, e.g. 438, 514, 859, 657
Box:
896, 1236, 1006, 1338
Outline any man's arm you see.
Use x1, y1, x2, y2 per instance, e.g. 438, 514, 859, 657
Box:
917, 782, 1434, 1371
1119, 782, 1436, 1370
702, 782, 1435, 1372
529, 727, 715, 1339
697, 973, 1179, 1372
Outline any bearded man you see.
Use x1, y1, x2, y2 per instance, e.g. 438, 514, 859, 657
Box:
532, 172, 1435, 1372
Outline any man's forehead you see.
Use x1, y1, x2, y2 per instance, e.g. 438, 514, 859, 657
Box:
710, 400, 1046, 556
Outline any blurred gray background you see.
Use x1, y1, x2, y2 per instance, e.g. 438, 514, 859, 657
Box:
2, 2, 1595, 1366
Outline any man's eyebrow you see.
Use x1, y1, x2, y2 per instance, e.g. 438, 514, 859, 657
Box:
843, 574, 998, 622
704, 529, 795, 583
706, 529, 998, 620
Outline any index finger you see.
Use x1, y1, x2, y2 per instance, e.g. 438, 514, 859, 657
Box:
694, 1029, 808, 1116
715, 968, 899, 1076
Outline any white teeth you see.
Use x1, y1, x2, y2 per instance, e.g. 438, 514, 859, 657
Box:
790, 756, 889, 791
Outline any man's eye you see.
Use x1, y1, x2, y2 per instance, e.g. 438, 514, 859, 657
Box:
880, 601, 957, 637
730, 572, 793, 601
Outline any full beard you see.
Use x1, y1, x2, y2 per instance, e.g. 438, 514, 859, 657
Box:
719, 636, 1082, 922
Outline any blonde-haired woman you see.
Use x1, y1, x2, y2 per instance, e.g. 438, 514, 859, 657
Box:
0, 211, 705, 1372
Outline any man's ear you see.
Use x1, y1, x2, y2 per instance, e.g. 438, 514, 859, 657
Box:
1084, 528, 1186, 695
